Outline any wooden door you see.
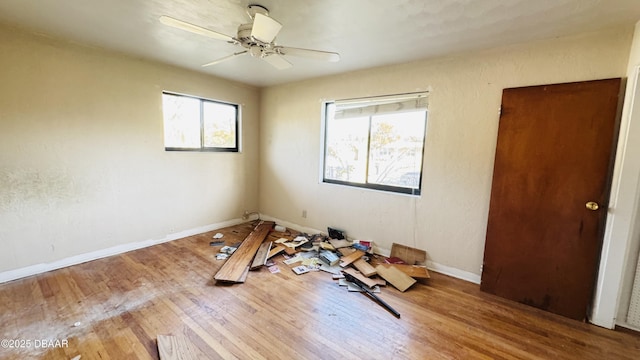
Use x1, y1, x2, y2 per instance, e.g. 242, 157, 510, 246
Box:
481, 78, 622, 320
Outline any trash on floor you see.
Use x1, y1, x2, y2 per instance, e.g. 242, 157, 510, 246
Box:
211, 221, 429, 318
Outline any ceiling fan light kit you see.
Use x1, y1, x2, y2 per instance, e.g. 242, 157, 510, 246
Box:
160, 4, 340, 69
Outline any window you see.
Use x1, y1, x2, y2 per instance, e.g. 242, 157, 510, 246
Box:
162, 92, 239, 152
323, 92, 428, 195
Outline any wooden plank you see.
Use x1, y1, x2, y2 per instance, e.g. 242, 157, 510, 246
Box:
238, 266, 250, 283
375, 264, 416, 292
267, 244, 286, 259
250, 241, 272, 270
390, 243, 427, 265
214, 222, 273, 282
377, 264, 430, 279
338, 247, 356, 256
339, 250, 365, 267
342, 267, 378, 288
372, 278, 387, 286
157, 334, 201, 360
353, 258, 377, 277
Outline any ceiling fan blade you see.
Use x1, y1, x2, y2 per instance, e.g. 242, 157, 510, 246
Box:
202, 51, 247, 67
251, 13, 282, 43
262, 53, 292, 70
159, 16, 234, 42
276, 46, 340, 62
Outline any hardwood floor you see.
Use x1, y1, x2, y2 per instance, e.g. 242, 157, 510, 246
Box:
0, 221, 638, 359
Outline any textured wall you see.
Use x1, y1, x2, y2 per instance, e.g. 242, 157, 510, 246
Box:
0, 25, 260, 273
259, 26, 633, 278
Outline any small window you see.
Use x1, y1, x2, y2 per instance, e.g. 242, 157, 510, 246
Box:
323, 92, 428, 195
162, 92, 239, 152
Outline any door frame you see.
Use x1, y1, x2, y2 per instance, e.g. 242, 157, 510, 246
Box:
592, 66, 640, 328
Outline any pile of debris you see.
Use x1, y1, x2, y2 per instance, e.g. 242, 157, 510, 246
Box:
211, 221, 430, 318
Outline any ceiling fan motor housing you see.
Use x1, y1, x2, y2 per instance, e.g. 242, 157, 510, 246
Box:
237, 23, 253, 43
237, 23, 271, 51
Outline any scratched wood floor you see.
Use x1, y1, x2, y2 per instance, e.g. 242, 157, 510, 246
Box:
1, 221, 639, 359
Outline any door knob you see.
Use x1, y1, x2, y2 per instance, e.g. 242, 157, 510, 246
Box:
586, 202, 599, 211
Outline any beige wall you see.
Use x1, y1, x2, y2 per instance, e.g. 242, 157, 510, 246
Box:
259, 26, 634, 278
0, 24, 260, 274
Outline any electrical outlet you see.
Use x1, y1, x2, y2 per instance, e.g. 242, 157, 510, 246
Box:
302, 210, 307, 218
242, 210, 249, 220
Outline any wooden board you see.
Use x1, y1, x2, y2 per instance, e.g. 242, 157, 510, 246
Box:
339, 250, 365, 267
390, 243, 427, 265
377, 264, 430, 279
338, 247, 356, 256
267, 244, 286, 259
372, 278, 387, 286
238, 266, 250, 283
214, 222, 273, 282
342, 267, 378, 288
375, 265, 416, 292
250, 241, 272, 270
157, 334, 202, 360
353, 258, 377, 277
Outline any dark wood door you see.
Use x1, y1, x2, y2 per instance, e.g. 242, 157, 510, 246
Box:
481, 78, 622, 320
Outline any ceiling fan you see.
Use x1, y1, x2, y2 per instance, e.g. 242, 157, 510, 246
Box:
159, 4, 340, 70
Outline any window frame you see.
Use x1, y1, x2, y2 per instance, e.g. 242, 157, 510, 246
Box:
162, 91, 240, 152
321, 94, 428, 196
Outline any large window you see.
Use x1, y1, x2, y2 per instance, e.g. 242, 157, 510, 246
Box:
162, 92, 239, 152
323, 93, 428, 195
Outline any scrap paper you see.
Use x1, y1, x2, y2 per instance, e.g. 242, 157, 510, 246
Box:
292, 266, 309, 275
220, 246, 237, 255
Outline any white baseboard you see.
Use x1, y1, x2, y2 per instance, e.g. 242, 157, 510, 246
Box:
616, 320, 640, 333
261, 214, 482, 285
3, 214, 482, 286
425, 260, 481, 284
0, 218, 244, 284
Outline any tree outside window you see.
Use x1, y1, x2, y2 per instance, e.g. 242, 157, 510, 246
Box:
162, 92, 239, 152
323, 93, 427, 195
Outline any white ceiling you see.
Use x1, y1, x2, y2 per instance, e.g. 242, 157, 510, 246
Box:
1, 0, 640, 87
